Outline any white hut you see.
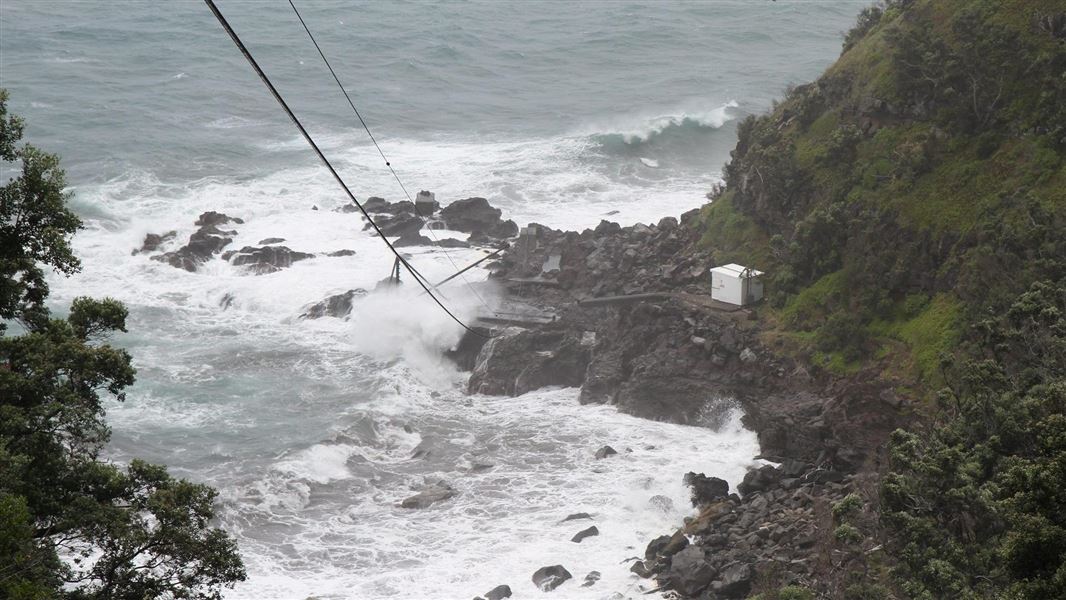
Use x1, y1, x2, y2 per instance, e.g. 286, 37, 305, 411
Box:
709, 263, 764, 306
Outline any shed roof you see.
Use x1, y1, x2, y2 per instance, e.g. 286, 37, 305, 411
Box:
709, 263, 764, 278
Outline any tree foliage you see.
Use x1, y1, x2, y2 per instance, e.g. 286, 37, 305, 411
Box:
883, 281, 1066, 599
0, 91, 245, 599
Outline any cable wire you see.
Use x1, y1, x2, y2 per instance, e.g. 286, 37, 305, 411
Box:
285, 0, 493, 309
202, 0, 488, 338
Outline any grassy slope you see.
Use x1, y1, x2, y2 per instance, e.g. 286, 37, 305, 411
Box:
697, 0, 1066, 390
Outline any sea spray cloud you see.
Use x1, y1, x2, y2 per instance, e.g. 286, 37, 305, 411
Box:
345, 282, 490, 386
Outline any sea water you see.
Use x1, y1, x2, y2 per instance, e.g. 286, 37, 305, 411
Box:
1, 2, 864, 598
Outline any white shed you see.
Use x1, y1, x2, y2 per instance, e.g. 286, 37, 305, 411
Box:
709, 263, 764, 306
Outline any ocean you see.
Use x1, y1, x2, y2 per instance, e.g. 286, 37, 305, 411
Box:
1, 2, 864, 598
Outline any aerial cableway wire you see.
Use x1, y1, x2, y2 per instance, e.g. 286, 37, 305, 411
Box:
286, 0, 493, 309
201, 0, 490, 338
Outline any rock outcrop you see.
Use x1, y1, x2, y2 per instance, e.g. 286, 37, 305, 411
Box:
530, 565, 571, 592
440, 197, 518, 239
222, 245, 314, 274
151, 212, 242, 272
400, 480, 456, 509
300, 289, 368, 320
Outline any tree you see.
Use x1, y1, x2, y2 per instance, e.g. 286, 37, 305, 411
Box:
0, 90, 245, 599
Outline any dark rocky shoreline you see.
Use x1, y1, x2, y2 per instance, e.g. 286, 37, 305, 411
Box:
447, 203, 905, 598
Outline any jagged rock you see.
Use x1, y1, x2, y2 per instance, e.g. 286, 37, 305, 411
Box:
445, 327, 493, 371
484, 584, 511, 600
684, 472, 730, 507
374, 213, 425, 237
561, 512, 592, 522
258, 237, 285, 245
441, 197, 518, 239
657, 216, 678, 230
326, 249, 356, 257
363, 197, 389, 212
594, 446, 617, 459
645, 528, 688, 560
400, 481, 456, 509
224, 245, 314, 274
738, 465, 782, 495
194, 211, 243, 227
581, 571, 601, 587
394, 232, 433, 247
300, 289, 367, 320
666, 546, 715, 596
571, 526, 598, 543
133, 231, 176, 254
711, 563, 752, 598
593, 220, 621, 235
152, 224, 236, 272
468, 328, 590, 396
683, 500, 734, 535
629, 560, 654, 578
531, 565, 571, 591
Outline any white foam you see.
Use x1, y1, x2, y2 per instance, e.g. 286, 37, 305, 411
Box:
225, 388, 760, 600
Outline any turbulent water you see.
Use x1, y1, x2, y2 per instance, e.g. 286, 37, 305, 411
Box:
2, 2, 862, 598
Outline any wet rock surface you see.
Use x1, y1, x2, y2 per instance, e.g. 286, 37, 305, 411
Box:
133, 230, 176, 255
440, 197, 518, 239
300, 289, 368, 320
222, 245, 314, 274
483, 584, 511, 600
151, 214, 239, 272
570, 525, 599, 543
400, 480, 457, 509
530, 565, 572, 592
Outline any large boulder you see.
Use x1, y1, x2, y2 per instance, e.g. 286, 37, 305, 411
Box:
223, 245, 314, 274
570, 526, 598, 543
737, 465, 782, 495
194, 211, 243, 227
300, 289, 368, 320
684, 472, 730, 507
645, 529, 688, 561
711, 563, 753, 598
468, 328, 590, 396
594, 446, 617, 459
373, 213, 425, 238
441, 197, 518, 239
531, 565, 571, 592
665, 546, 715, 596
400, 481, 456, 509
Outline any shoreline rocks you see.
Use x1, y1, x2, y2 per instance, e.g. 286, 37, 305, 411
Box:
531, 565, 572, 592
443, 204, 902, 598
400, 480, 457, 509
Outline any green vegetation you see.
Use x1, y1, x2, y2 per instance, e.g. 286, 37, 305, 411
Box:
750, 585, 815, 600
0, 91, 245, 599
883, 281, 1066, 599
702, 0, 1066, 387
696, 0, 1066, 597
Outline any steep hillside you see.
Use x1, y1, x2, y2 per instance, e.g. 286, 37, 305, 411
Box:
696, 1, 1066, 598
703, 0, 1065, 385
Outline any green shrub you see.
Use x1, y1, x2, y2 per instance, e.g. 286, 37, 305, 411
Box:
835, 523, 864, 544
833, 493, 865, 521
